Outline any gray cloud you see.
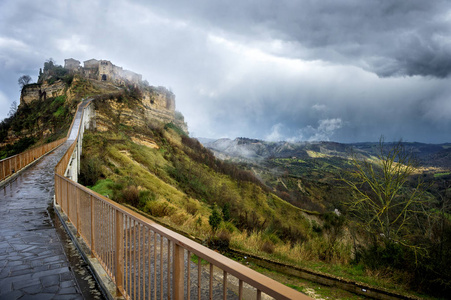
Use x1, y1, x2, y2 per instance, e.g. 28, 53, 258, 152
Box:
0, 0, 450, 143
146, 0, 451, 78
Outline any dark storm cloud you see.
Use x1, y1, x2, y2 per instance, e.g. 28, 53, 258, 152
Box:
1, 0, 450, 143
147, 0, 451, 78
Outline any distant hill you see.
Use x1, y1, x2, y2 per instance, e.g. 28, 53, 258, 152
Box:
200, 137, 451, 213
202, 137, 451, 169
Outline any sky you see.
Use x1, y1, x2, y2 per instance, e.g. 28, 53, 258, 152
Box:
1, 0, 450, 143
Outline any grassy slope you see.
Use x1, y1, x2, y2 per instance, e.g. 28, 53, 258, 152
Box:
77, 85, 446, 299
80, 124, 434, 299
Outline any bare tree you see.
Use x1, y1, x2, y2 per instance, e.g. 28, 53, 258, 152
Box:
343, 137, 428, 246
8, 101, 18, 117
18, 75, 32, 89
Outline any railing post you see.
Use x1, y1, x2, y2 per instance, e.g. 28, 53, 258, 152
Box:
91, 195, 95, 254
54, 176, 58, 205
67, 180, 70, 218
76, 188, 80, 236
115, 210, 124, 296
173, 243, 185, 300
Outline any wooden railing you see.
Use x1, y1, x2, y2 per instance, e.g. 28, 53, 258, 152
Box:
54, 100, 310, 300
0, 139, 66, 182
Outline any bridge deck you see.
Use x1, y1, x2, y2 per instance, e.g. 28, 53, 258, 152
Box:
0, 101, 103, 299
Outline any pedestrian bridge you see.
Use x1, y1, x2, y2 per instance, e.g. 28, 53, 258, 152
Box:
0, 99, 309, 300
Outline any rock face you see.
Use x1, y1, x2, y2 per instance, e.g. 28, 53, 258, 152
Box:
20, 81, 66, 105
94, 85, 187, 135
142, 87, 175, 124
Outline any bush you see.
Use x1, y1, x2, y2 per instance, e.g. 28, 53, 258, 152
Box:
170, 213, 188, 226
261, 241, 275, 254
79, 156, 103, 186
208, 229, 231, 251
122, 185, 140, 207
185, 200, 199, 215
209, 207, 222, 233
146, 201, 176, 217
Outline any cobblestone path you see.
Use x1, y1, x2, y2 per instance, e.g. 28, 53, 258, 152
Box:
0, 144, 103, 300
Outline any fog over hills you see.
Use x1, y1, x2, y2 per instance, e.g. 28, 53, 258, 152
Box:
202, 137, 451, 169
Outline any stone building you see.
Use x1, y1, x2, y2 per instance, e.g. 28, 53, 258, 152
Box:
64, 58, 81, 70
76, 58, 143, 86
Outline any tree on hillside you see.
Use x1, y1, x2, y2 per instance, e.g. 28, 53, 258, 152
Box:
343, 137, 428, 246
209, 206, 222, 233
18, 75, 32, 89
8, 101, 18, 117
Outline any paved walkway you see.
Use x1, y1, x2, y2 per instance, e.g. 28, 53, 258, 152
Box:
0, 143, 103, 300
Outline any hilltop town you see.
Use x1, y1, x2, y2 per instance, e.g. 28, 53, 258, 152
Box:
63, 58, 142, 86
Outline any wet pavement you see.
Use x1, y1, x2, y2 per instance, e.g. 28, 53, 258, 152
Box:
0, 143, 103, 300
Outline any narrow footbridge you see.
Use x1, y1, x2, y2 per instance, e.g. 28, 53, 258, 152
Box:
1, 100, 310, 300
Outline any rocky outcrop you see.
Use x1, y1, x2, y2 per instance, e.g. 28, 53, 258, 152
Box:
20, 80, 66, 105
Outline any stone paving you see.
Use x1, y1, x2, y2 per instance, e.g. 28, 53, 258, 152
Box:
0, 144, 103, 300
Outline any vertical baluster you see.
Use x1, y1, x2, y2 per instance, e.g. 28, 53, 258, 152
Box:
257, 289, 262, 300
107, 205, 110, 274
209, 264, 213, 300
133, 219, 136, 299
125, 216, 128, 295
197, 258, 201, 300
239, 280, 243, 300
168, 240, 171, 300
187, 251, 191, 300
91, 196, 95, 254
223, 271, 227, 300
173, 243, 184, 300
110, 206, 113, 276
138, 224, 141, 299
67, 179, 70, 218
147, 227, 152, 300
129, 218, 133, 298
103, 202, 106, 268
160, 235, 163, 300
100, 202, 104, 268
115, 210, 124, 296
76, 188, 80, 236
154, 232, 157, 300
100, 202, 103, 266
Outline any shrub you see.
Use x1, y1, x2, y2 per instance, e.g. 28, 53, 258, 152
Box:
147, 201, 176, 217
79, 156, 103, 186
170, 212, 188, 226
222, 221, 237, 234
208, 229, 231, 251
185, 200, 199, 215
222, 203, 231, 221
209, 206, 222, 233
122, 185, 140, 207
261, 241, 275, 254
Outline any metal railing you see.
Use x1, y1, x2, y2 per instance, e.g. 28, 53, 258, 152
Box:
54, 100, 310, 300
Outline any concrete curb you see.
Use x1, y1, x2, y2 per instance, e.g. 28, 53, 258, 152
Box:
229, 249, 423, 300
53, 197, 122, 300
